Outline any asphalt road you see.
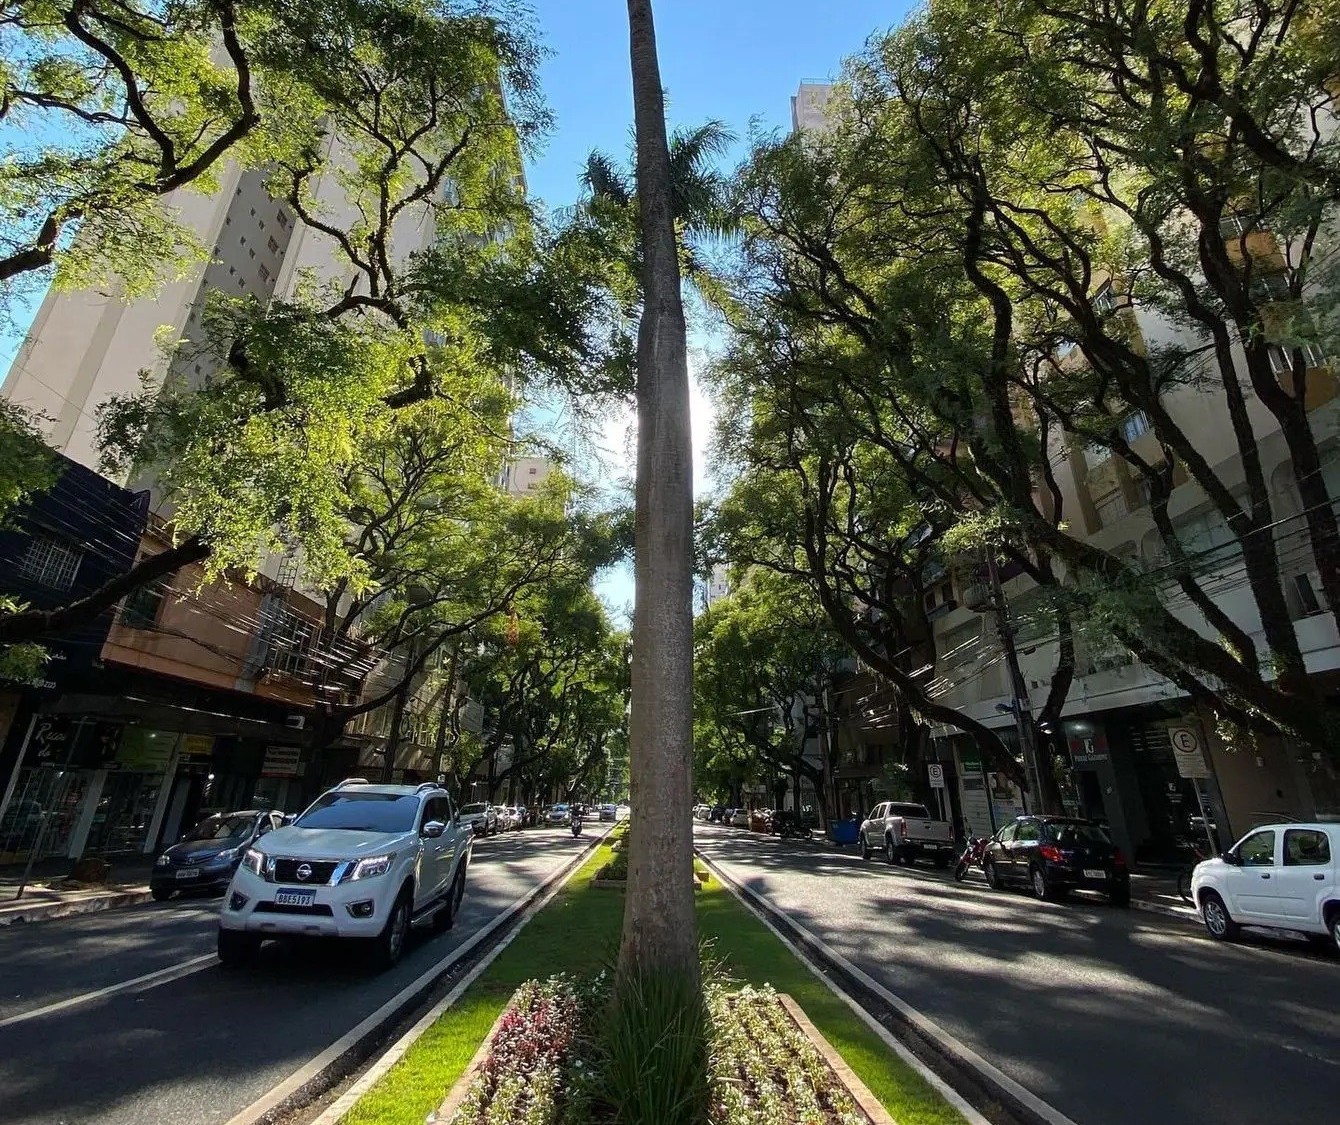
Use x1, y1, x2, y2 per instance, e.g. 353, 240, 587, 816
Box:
695, 824, 1340, 1125
0, 827, 588, 1125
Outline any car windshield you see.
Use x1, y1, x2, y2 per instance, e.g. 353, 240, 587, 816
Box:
890, 803, 932, 818
185, 814, 254, 841
296, 792, 419, 833
1047, 822, 1112, 846
552, 804, 569, 812
460, 804, 487, 815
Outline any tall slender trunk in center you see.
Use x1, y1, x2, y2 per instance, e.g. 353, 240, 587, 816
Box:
619, 0, 699, 984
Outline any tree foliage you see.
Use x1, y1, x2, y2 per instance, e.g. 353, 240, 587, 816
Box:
710, 0, 1340, 770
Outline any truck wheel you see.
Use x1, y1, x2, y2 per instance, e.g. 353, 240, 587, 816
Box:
885, 835, 898, 865
433, 871, 459, 933
933, 853, 950, 870
902, 847, 918, 867
217, 928, 260, 967
368, 889, 412, 971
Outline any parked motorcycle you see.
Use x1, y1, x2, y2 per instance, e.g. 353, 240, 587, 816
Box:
773, 811, 813, 841
953, 836, 989, 881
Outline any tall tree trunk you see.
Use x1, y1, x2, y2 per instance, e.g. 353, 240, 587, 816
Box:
619, 0, 698, 985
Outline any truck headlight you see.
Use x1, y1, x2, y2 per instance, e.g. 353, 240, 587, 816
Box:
241, 848, 265, 875
155, 854, 171, 867
347, 854, 392, 881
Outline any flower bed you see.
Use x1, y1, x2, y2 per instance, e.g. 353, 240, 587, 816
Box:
439, 976, 593, 1125
707, 985, 888, 1124
436, 977, 887, 1125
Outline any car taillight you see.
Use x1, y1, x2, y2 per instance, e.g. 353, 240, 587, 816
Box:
1112, 848, 1127, 870
1038, 844, 1064, 864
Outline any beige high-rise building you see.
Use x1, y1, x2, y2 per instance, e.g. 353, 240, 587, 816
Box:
1, 143, 444, 475
791, 82, 834, 134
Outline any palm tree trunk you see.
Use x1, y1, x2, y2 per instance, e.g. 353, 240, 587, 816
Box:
619, 0, 699, 985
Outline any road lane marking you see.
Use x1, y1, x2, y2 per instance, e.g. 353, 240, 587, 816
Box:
699, 847, 1084, 1125
0, 954, 215, 1031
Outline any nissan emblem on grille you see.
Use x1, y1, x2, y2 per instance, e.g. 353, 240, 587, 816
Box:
296, 863, 313, 881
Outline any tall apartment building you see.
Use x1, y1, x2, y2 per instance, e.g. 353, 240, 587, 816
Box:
1, 139, 444, 478
501, 455, 554, 498
791, 83, 834, 134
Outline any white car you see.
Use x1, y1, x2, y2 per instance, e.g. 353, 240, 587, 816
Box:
1191, 821, 1339, 950
218, 779, 473, 971
616, 804, 631, 821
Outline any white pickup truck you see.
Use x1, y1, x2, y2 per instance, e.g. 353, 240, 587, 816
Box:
859, 801, 956, 868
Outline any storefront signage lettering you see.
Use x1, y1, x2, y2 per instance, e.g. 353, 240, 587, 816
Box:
1067, 730, 1109, 766
30, 717, 73, 764
261, 745, 303, 778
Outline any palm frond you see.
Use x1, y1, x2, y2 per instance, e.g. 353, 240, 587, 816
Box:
582, 150, 634, 208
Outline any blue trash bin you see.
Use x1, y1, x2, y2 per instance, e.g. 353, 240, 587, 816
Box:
829, 818, 860, 846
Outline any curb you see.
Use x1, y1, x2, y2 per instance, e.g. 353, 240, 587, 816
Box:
224, 827, 611, 1125
0, 888, 153, 927
697, 847, 1079, 1125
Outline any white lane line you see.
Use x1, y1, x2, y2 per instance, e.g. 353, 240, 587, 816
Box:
699, 847, 1084, 1125
0, 954, 216, 1031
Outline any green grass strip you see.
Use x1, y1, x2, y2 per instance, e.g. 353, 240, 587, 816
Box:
345, 842, 964, 1125
697, 876, 968, 1125
344, 845, 623, 1125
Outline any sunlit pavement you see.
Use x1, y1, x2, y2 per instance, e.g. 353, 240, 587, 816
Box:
0, 828, 585, 1125
696, 823, 1340, 1125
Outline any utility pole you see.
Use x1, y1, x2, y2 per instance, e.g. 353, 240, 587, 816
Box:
985, 554, 1052, 814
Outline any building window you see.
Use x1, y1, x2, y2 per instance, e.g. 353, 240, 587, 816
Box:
268, 237, 280, 254
258, 264, 270, 283
277, 211, 289, 229
528, 466, 538, 475
1120, 410, 1151, 443
1269, 344, 1328, 375
122, 575, 169, 628
1219, 212, 1256, 239
19, 535, 82, 590
1094, 490, 1128, 529
1249, 273, 1291, 304
1093, 283, 1117, 315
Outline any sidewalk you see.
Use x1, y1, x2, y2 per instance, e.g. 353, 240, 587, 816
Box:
0, 857, 155, 927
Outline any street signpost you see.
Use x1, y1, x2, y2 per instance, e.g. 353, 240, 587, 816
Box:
1169, 726, 1217, 852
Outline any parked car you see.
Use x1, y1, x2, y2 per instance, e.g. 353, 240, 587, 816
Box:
982, 816, 1130, 905
616, 804, 631, 821
859, 801, 956, 867
458, 802, 498, 836
728, 808, 750, 827
217, 779, 472, 970
152, 810, 285, 901
693, 803, 713, 820
545, 803, 571, 826
1191, 822, 1339, 950
505, 806, 530, 829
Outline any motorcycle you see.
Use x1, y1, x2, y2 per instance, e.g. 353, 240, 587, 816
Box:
570, 808, 584, 838
773, 811, 813, 841
953, 836, 989, 881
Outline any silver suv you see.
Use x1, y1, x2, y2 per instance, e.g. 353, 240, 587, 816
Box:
217, 779, 473, 971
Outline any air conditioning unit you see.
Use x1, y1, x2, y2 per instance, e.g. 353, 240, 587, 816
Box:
285, 714, 307, 731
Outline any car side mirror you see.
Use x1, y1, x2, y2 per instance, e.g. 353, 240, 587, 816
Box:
1221, 850, 1240, 866
422, 821, 446, 839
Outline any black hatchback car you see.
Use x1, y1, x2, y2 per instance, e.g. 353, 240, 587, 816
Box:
982, 816, 1130, 906
151, 810, 284, 900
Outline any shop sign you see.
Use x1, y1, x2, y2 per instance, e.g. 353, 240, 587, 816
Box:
1169, 726, 1210, 779
179, 734, 215, 764
30, 716, 74, 765
1067, 730, 1109, 766
959, 754, 983, 775
115, 729, 173, 772
261, 745, 303, 778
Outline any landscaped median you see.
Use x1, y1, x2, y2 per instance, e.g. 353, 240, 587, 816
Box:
339, 833, 967, 1125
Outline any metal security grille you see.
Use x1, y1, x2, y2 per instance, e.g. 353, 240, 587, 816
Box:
18, 535, 81, 590
271, 858, 339, 885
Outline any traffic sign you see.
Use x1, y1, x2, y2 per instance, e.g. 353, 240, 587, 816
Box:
1169, 726, 1210, 779
928, 763, 945, 789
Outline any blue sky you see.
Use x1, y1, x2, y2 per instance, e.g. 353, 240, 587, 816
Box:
525, 1, 907, 615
